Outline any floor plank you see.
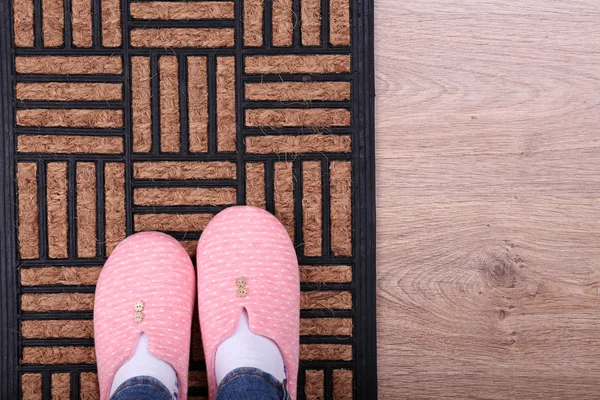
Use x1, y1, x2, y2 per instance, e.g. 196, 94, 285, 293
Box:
375, 1, 600, 398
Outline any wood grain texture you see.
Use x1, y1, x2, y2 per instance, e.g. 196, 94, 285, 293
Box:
375, 1, 600, 398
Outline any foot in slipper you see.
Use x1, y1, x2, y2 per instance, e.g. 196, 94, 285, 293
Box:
197, 206, 300, 400
94, 232, 196, 400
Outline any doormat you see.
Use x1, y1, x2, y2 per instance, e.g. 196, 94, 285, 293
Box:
0, 0, 375, 397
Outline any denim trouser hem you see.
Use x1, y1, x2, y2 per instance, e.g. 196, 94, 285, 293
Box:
110, 375, 174, 400
216, 367, 292, 400
108, 367, 290, 400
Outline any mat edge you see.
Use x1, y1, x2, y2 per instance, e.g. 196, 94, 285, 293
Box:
0, 0, 20, 396
351, 0, 377, 397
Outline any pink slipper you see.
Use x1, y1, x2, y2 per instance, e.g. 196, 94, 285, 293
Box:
196, 206, 300, 399
94, 232, 196, 400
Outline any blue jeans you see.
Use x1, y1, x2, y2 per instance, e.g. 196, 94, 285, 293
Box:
110, 376, 173, 400
110, 367, 291, 400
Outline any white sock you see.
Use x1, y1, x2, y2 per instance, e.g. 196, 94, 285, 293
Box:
215, 309, 286, 385
110, 333, 179, 398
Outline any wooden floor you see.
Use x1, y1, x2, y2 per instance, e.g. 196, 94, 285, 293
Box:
375, 1, 600, 398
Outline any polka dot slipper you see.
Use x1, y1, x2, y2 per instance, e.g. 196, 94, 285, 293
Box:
94, 232, 196, 400
196, 206, 300, 399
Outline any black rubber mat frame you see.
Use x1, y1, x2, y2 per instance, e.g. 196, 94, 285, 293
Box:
0, 0, 376, 397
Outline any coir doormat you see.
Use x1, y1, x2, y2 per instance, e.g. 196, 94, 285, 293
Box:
0, 0, 375, 397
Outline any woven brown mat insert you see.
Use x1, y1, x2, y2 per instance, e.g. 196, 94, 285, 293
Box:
1, 0, 376, 397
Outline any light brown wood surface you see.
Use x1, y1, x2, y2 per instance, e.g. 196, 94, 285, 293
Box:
375, 1, 600, 398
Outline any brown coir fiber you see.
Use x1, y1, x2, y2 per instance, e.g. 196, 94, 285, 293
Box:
244, 55, 351, 74
245, 163, 266, 208
329, 0, 350, 46
301, 0, 321, 46
245, 108, 350, 127
134, 213, 214, 232
21, 266, 102, 286
16, 82, 122, 101
130, 1, 234, 20
134, 187, 236, 206
160, 56, 181, 152
330, 161, 352, 256
42, 0, 64, 47
191, 318, 205, 361
132, 56, 152, 152
52, 373, 71, 400
21, 293, 95, 312
21, 373, 42, 400
188, 56, 209, 152
21, 320, 94, 339
17, 109, 123, 128
180, 240, 199, 257
333, 369, 353, 400
245, 82, 350, 101
7, 0, 364, 396
104, 163, 126, 255
272, 0, 293, 46
299, 265, 352, 283
301, 291, 352, 310
102, 0, 122, 46
302, 161, 322, 256
12, 0, 34, 47
72, 0, 92, 47
47, 162, 68, 259
217, 57, 236, 152
17, 135, 123, 154
305, 370, 324, 400
77, 163, 97, 258
243, 0, 263, 46
300, 318, 353, 336
80, 373, 100, 399
300, 344, 352, 361
274, 162, 295, 240
17, 163, 39, 259
134, 161, 236, 180
130, 28, 234, 48
188, 370, 208, 388
22, 346, 96, 364
15, 56, 123, 74
245, 134, 351, 154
